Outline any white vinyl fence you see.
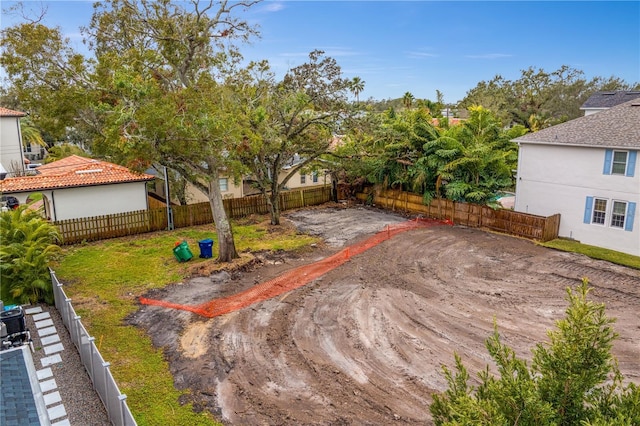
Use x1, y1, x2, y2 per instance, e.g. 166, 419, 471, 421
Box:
50, 269, 137, 426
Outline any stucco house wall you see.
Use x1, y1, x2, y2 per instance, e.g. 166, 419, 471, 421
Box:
515, 143, 639, 255
281, 169, 329, 190
0, 108, 27, 177
45, 182, 150, 221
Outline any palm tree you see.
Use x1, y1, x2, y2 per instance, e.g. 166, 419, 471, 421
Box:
402, 91, 414, 109
0, 206, 61, 304
20, 116, 47, 148
350, 77, 365, 103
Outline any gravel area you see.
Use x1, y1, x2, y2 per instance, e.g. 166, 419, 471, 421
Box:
24, 303, 111, 425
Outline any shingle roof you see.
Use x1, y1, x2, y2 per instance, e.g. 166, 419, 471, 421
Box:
0, 347, 43, 426
0, 107, 27, 117
0, 155, 155, 194
580, 91, 640, 110
513, 99, 640, 149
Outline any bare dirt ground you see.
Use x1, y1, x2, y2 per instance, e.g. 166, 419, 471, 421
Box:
128, 205, 640, 425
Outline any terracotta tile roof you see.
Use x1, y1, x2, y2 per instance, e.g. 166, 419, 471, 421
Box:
513, 99, 640, 149
0, 107, 27, 117
0, 155, 155, 194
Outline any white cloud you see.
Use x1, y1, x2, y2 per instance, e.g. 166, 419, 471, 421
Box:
263, 2, 285, 13
465, 53, 513, 59
406, 51, 439, 59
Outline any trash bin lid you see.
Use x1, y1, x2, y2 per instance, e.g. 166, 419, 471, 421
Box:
199, 238, 213, 244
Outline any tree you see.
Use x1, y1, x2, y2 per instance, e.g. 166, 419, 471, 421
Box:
460, 65, 640, 129
1, 19, 93, 143
417, 106, 524, 204
402, 91, 414, 109
19, 116, 46, 149
44, 143, 91, 163
0, 206, 61, 305
235, 50, 352, 225
349, 76, 365, 103
430, 280, 640, 425
88, 0, 260, 262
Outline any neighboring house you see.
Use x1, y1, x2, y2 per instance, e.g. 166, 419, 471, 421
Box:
513, 99, 639, 256
148, 170, 243, 205
0, 107, 27, 178
243, 153, 331, 196
0, 155, 155, 221
23, 142, 47, 163
580, 91, 640, 116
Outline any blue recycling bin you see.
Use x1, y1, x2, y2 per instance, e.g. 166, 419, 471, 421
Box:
198, 238, 214, 259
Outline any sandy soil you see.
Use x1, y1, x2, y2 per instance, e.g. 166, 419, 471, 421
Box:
128, 205, 640, 425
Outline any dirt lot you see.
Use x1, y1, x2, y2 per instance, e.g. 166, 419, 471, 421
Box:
128, 205, 640, 425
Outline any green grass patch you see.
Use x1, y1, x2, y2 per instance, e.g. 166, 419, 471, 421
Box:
53, 218, 319, 426
540, 238, 640, 269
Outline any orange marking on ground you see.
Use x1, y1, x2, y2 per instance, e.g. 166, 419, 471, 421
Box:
139, 218, 449, 317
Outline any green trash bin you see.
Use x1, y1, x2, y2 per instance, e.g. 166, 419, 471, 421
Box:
173, 241, 193, 262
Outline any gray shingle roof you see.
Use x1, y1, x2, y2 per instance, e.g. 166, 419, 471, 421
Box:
0, 348, 41, 426
581, 91, 640, 109
513, 99, 640, 149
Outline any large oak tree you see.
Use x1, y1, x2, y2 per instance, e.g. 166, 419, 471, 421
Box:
233, 51, 353, 225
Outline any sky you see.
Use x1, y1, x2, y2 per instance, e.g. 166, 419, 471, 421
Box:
1, 1, 639, 104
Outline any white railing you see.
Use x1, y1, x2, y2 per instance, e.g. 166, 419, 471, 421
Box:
50, 269, 137, 426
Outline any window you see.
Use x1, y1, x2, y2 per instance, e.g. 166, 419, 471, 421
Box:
611, 201, 627, 228
604, 149, 636, 177
219, 178, 228, 192
611, 151, 628, 175
300, 174, 306, 184
585, 196, 636, 232
592, 198, 607, 225
312, 172, 318, 183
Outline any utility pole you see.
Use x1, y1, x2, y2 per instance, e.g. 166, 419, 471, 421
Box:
163, 166, 174, 230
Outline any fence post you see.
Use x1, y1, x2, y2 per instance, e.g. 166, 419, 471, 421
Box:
73, 315, 82, 347
88, 336, 96, 384
119, 394, 128, 426
103, 362, 111, 408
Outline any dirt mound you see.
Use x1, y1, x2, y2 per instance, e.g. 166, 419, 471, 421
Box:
128, 206, 640, 425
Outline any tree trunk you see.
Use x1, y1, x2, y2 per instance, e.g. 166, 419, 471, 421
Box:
208, 174, 238, 262
269, 191, 281, 225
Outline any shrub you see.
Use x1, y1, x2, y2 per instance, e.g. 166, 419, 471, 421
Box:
0, 206, 61, 304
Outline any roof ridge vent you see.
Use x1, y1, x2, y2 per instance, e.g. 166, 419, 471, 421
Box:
75, 169, 103, 174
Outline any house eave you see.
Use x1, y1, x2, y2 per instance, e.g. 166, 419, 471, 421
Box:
0, 178, 155, 195
511, 138, 638, 151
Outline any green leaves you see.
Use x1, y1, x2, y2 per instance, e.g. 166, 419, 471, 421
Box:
0, 206, 61, 304
430, 280, 637, 425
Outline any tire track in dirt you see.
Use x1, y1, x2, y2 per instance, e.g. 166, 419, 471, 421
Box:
129, 207, 640, 425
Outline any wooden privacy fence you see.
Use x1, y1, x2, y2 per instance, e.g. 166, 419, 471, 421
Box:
357, 188, 561, 242
55, 186, 331, 245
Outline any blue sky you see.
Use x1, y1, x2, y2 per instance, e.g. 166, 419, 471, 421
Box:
1, 1, 639, 103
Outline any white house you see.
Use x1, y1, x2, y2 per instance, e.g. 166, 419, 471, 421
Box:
0, 155, 155, 221
513, 99, 639, 256
0, 107, 27, 178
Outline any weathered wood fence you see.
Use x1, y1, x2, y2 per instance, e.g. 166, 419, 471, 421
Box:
357, 188, 560, 242
54, 186, 331, 245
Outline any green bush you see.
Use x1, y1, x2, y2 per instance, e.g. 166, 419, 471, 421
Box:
431, 279, 640, 425
0, 206, 61, 304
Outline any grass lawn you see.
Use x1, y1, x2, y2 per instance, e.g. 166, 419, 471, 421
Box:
540, 239, 640, 270
53, 215, 319, 426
